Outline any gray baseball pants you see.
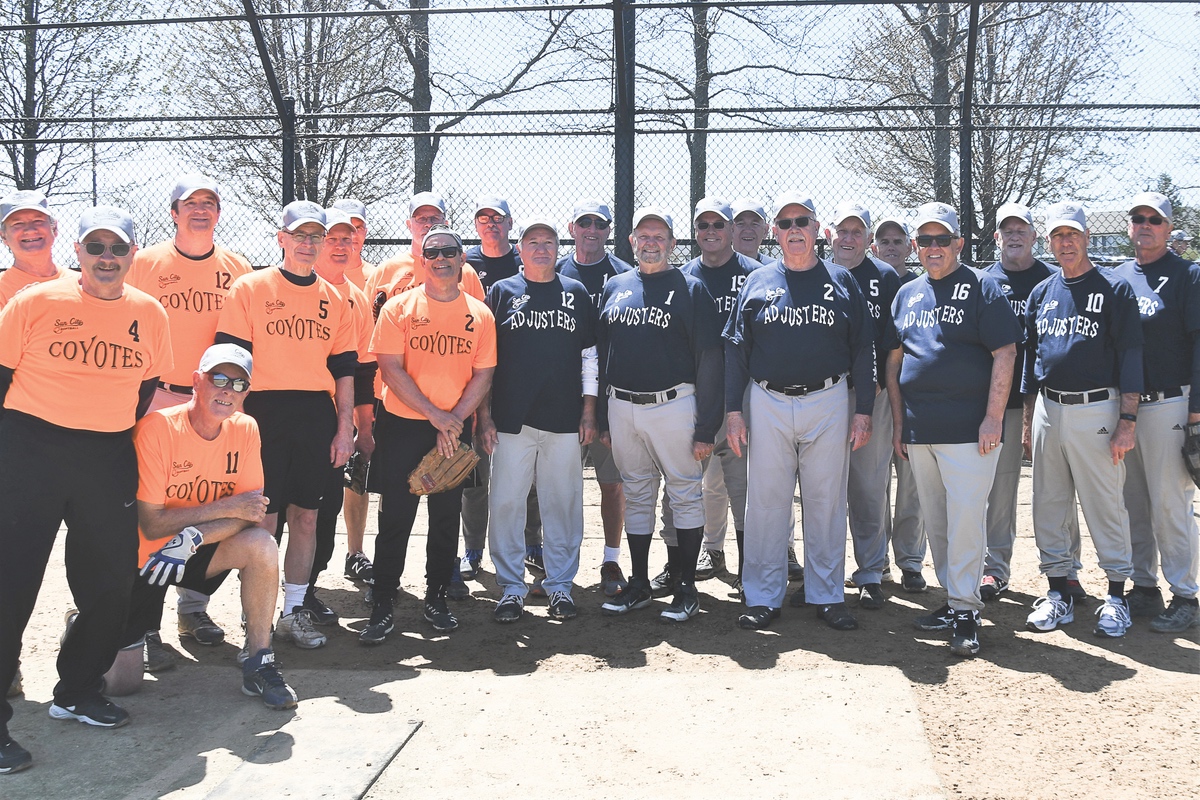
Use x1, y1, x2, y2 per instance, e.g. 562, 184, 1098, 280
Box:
659, 412, 747, 549
888, 453, 926, 572
848, 388, 893, 585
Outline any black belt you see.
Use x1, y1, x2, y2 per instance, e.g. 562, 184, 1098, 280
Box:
157, 381, 193, 395
1140, 387, 1184, 404
612, 388, 678, 405
1042, 387, 1110, 405
759, 374, 842, 397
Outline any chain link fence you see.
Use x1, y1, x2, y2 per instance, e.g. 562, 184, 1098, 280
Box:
2, 0, 1198, 270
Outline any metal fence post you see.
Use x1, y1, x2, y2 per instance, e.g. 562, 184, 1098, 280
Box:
959, 0, 980, 261
282, 95, 296, 206
613, 0, 635, 263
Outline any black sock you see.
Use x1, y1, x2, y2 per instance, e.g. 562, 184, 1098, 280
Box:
676, 527, 703, 585
664, 543, 682, 578
627, 533, 652, 581
1108, 580, 1125, 600
735, 529, 744, 578
1048, 576, 1069, 597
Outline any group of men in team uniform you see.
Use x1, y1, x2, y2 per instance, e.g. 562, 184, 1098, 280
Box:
0, 174, 1197, 775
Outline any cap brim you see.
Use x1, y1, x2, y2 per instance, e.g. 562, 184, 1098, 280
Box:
283, 218, 326, 232
78, 224, 132, 243
2, 204, 54, 224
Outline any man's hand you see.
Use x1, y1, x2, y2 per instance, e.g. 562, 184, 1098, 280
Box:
140, 527, 204, 586
693, 441, 714, 462
227, 490, 268, 524
330, 427, 355, 468
579, 411, 597, 446
726, 411, 748, 457
600, 431, 611, 448
1110, 419, 1136, 464
850, 413, 872, 451
892, 429, 908, 462
477, 415, 499, 456
978, 414, 1003, 457
437, 429, 460, 459
354, 427, 376, 461
428, 408, 464, 441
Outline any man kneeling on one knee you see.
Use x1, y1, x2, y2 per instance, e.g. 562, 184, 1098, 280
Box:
106, 344, 297, 709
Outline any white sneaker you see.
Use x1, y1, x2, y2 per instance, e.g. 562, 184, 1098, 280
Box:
1026, 591, 1074, 632
274, 607, 327, 649
1094, 595, 1132, 638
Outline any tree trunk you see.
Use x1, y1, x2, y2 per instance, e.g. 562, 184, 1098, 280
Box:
689, 5, 710, 255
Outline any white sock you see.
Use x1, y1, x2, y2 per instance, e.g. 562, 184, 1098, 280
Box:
283, 582, 308, 615
603, 546, 621, 564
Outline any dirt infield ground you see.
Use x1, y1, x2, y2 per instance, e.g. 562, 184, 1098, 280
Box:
4, 465, 1198, 799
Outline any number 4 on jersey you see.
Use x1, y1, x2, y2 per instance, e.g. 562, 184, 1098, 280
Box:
128, 319, 140, 342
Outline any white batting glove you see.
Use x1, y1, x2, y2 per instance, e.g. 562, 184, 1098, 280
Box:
140, 526, 204, 586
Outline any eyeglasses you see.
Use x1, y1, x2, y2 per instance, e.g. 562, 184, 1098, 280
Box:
411, 215, 444, 227
915, 234, 956, 248
775, 216, 812, 230
476, 214, 507, 224
1130, 214, 1166, 226
422, 246, 462, 260
695, 220, 727, 230
208, 373, 250, 393
83, 241, 131, 257
288, 232, 324, 244
575, 217, 610, 229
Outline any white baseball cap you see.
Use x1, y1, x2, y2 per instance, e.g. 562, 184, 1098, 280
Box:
873, 216, 910, 238
731, 198, 767, 220
1044, 201, 1088, 233
572, 199, 612, 223
0, 190, 54, 224
281, 200, 326, 231
1129, 191, 1172, 221
198, 343, 253, 377
996, 202, 1034, 227
323, 207, 357, 233
913, 202, 960, 236
693, 197, 733, 222
170, 173, 221, 205
632, 206, 674, 234
78, 205, 136, 243
331, 198, 367, 222
519, 216, 558, 241
773, 191, 817, 217
409, 192, 447, 217
474, 195, 511, 216
828, 201, 872, 230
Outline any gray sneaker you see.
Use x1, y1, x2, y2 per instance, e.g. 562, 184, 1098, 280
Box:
1149, 596, 1200, 633
1093, 595, 1132, 638
274, 607, 327, 649
179, 611, 225, 645
695, 549, 725, 580
1126, 586, 1165, 618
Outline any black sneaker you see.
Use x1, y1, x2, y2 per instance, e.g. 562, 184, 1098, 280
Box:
344, 551, 374, 585
901, 570, 928, 593
914, 603, 955, 631
359, 603, 395, 645
302, 588, 339, 625
1149, 596, 1200, 633
817, 602, 858, 631
524, 545, 546, 577
493, 594, 524, 624
548, 591, 578, 620
660, 585, 700, 623
695, 549, 725, 580
858, 583, 885, 610
788, 584, 806, 607
48, 695, 130, 728
1126, 585, 1165, 618
950, 609, 981, 658
737, 606, 780, 630
423, 595, 459, 632
0, 735, 32, 774
980, 575, 1008, 601
178, 611, 225, 645
241, 649, 298, 709
143, 631, 178, 673
649, 563, 677, 598
787, 547, 804, 581
1065, 579, 1091, 604
601, 576, 653, 616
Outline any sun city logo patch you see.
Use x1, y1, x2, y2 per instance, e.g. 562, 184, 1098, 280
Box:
613, 290, 633, 304
766, 288, 786, 302
511, 294, 530, 310
171, 460, 194, 477
907, 293, 924, 308
411, 315, 431, 329
265, 300, 286, 315
53, 317, 84, 333
158, 274, 182, 289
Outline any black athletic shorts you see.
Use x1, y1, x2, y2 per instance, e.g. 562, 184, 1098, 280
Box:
243, 390, 337, 513
120, 542, 230, 648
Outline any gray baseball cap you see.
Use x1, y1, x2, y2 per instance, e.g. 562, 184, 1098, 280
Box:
331, 198, 367, 222
873, 216, 910, 238
773, 191, 817, 217
0, 190, 54, 224
422, 225, 463, 249
632, 206, 674, 234
198, 343, 253, 377
409, 192, 447, 217
572, 199, 612, 223
693, 197, 733, 222
474, 195, 511, 216
1045, 201, 1088, 233
913, 202, 960, 236
323, 207, 356, 233
281, 200, 326, 232
1129, 191, 1172, 221
78, 205, 136, 244
1169, 230, 1192, 242
828, 201, 872, 229
519, 216, 559, 241
170, 173, 221, 205
731, 198, 767, 220
996, 202, 1034, 227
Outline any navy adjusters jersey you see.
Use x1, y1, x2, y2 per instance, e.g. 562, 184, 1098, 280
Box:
984, 259, 1055, 409
680, 251, 759, 325
466, 245, 521, 291
556, 252, 633, 311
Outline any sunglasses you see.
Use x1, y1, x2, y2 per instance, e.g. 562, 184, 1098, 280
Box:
476, 214, 507, 224
423, 246, 462, 260
208, 373, 250, 393
695, 220, 727, 230
1130, 214, 1166, 226
575, 217, 610, 229
775, 216, 812, 230
915, 234, 956, 248
83, 241, 131, 257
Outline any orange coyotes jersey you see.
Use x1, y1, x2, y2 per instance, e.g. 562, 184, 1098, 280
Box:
133, 404, 264, 566
370, 286, 496, 420
0, 266, 67, 311
0, 278, 172, 432
367, 251, 485, 304
323, 277, 375, 364
129, 241, 253, 384
217, 267, 358, 394
344, 260, 375, 292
